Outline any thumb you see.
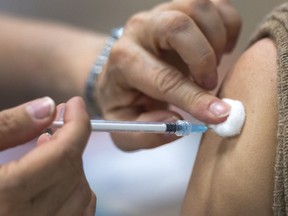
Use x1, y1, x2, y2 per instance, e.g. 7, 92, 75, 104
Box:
0, 97, 56, 151
123, 47, 231, 124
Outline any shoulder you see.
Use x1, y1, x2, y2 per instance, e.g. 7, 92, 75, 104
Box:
181, 38, 278, 216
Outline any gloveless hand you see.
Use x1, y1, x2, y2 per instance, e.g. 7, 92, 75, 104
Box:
96, 0, 241, 150
0, 97, 95, 216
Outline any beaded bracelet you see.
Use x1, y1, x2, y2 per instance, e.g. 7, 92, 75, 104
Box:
85, 27, 124, 116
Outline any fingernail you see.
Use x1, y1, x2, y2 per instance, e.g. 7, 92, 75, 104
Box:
209, 101, 231, 117
26, 97, 55, 120
203, 73, 217, 90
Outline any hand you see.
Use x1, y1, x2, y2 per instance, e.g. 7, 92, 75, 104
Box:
0, 97, 95, 216
96, 0, 241, 150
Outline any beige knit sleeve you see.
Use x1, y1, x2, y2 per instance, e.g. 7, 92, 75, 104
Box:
250, 3, 288, 216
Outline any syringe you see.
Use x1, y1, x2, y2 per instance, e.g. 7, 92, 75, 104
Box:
51, 120, 207, 136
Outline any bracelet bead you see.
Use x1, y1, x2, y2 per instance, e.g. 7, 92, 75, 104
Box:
85, 27, 124, 116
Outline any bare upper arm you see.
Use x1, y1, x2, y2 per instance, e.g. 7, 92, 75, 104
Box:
181, 38, 278, 216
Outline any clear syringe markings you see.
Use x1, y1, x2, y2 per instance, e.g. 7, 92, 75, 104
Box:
51, 120, 207, 136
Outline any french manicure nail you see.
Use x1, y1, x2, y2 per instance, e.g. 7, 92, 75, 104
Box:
26, 97, 55, 120
209, 101, 231, 117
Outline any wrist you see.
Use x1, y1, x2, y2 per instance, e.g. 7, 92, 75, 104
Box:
84, 27, 124, 116
0, 16, 107, 108
55, 31, 107, 103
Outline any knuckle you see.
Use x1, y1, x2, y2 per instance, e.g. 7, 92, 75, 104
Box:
211, 0, 242, 34
211, 0, 232, 8
110, 40, 136, 68
110, 36, 141, 72
154, 66, 185, 98
186, 0, 213, 14
109, 40, 141, 84
172, 0, 214, 20
198, 50, 217, 68
126, 11, 148, 30
186, 89, 207, 113
194, 0, 213, 10
157, 11, 192, 36
0, 111, 18, 135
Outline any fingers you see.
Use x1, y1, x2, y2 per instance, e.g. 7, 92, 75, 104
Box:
168, 0, 241, 53
36, 132, 52, 146
2, 96, 94, 215
30, 170, 95, 216
111, 40, 230, 124
211, 0, 242, 52
36, 104, 65, 146
33, 173, 81, 215
128, 10, 218, 90
56, 97, 91, 157
127, 0, 241, 90
111, 110, 182, 150
55, 178, 94, 216
9, 97, 91, 197
0, 97, 55, 151
157, 0, 227, 60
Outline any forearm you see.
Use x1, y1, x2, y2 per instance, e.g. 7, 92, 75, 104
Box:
0, 14, 106, 108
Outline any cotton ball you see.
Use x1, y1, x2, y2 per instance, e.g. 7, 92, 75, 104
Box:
209, 98, 245, 137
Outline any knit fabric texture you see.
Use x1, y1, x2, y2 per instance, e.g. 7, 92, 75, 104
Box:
250, 3, 288, 215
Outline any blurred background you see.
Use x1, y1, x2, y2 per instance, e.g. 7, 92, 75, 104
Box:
0, 0, 286, 216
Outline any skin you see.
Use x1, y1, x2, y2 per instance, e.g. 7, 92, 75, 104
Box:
0, 97, 96, 216
0, 17, 98, 215
0, 15, 106, 108
98, 0, 241, 150
0, 0, 241, 213
0, 0, 241, 151
181, 38, 278, 215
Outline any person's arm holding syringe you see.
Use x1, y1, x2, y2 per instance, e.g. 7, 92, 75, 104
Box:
95, 0, 241, 150
0, 0, 241, 151
0, 0, 241, 214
